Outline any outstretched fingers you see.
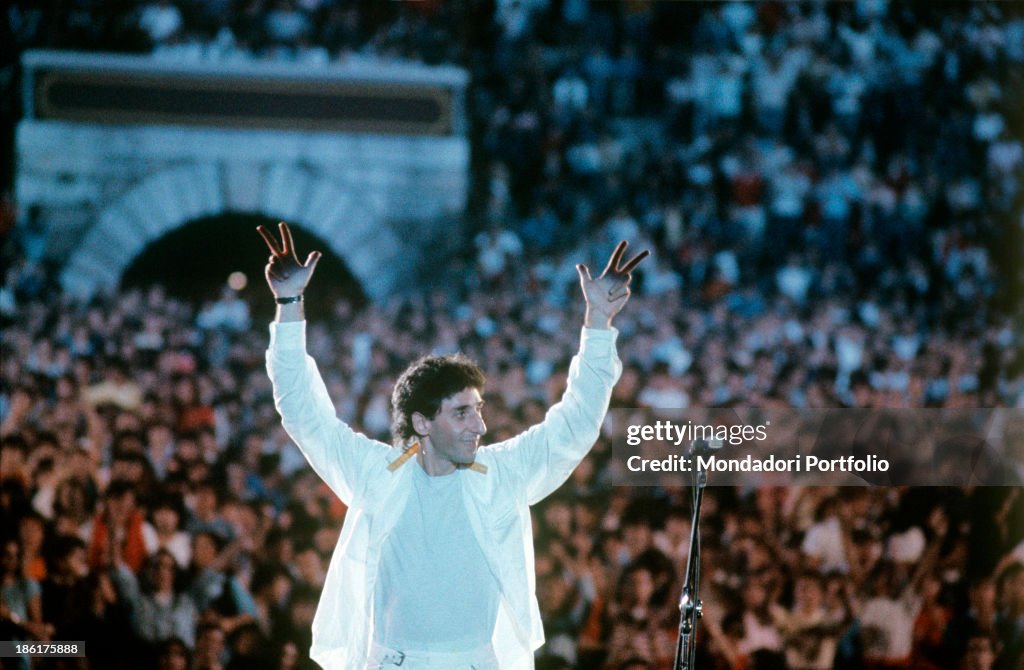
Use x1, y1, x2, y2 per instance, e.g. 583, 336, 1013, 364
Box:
257, 225, 283, 255
619, 249, 650, 274
603, 240, 650, 275
278, 221, 295, 258
604, 241, 628, 274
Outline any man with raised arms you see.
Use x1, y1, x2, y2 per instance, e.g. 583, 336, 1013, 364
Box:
258, 222, 648, 669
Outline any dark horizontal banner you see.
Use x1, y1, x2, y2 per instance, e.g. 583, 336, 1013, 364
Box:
609, 408, 1024, 487
34, 69, 452, 135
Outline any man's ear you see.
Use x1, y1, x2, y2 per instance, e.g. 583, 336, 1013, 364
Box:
411, 412, 430, 438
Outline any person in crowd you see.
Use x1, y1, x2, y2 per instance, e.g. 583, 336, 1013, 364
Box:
604, 564, 675, 669
40, 534, 91, 643
111, 547, 199, 656
1, 536, 52, 670
84, 479, 152, 574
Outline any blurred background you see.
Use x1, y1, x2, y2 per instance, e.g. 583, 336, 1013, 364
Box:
1, 1, 1023, 669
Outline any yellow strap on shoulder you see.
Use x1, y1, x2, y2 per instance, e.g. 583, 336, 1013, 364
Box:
387, 442, 420, 472
386, 441, 489, 474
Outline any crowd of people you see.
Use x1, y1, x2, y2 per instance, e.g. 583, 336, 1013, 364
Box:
2, 1, 1024, 669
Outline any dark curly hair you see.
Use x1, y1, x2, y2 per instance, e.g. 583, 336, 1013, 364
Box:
390, 353, 486, 446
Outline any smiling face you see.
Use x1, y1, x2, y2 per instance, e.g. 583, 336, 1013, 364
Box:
414, 387, 486, 475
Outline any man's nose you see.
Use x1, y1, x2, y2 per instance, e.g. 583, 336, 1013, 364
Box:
471, 413, 487, 435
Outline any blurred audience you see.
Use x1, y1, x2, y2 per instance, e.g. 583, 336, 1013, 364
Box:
1, 1, 1023, 669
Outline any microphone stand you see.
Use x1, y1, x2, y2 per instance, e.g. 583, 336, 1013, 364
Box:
673, 447, 710, 670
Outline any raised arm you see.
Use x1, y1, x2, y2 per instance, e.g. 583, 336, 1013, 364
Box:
259, 222, 389, 504
505, 241, 649, 503
257, 221, 322, 322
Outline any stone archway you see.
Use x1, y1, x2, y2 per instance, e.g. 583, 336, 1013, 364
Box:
19, 51, 470, 303
61, 164, 407, 301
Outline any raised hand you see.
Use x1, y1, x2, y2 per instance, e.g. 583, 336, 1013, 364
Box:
257, 222, 322, 299
576, 240, 649, 329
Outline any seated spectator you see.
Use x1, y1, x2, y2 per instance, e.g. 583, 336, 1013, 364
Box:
186, 482, 234, 541
995, 563, 1024, 670
962, 632, 996, 670
138, 0, 183, 45
859, 562, 920, 669
193, 622, 227, 670
604, 564, 675, 669
1, 536, 52, 658
40, 534, 90, 642
111, 548, 198, 652
17, 511, 47, 581
84, 479, 153, 574
156, 636, 192, 670
264, 0, 311, 47
772, 571, 842, 670
737, 575, 784, 658
148, 494, 192, 568
225, 620, 273, 670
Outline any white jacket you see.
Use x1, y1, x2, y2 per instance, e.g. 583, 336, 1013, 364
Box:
266, 321, 621, 669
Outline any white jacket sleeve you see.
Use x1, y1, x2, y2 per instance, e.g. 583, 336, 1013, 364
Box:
265, 321, 391, 505
500, 327, 622, 504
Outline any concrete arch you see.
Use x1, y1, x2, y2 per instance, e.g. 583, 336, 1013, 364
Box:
61, 163, 407, 301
